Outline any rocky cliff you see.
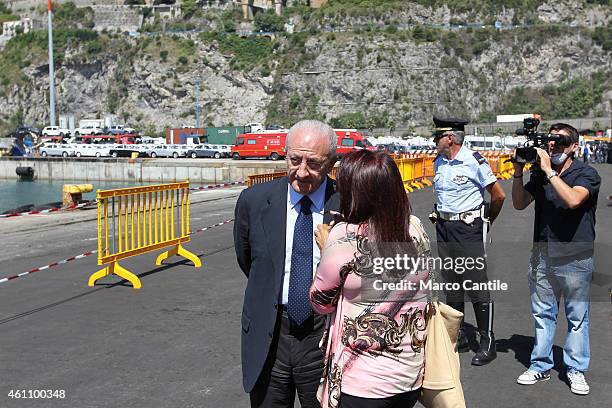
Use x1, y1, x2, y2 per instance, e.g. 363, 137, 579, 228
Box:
0, 0, 610, 134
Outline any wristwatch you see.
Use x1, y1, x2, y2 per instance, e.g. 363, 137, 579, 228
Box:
547, 170, 559, 180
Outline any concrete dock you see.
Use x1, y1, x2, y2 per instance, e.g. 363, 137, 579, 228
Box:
0, 157, 286, 183
0, 165, 611, 408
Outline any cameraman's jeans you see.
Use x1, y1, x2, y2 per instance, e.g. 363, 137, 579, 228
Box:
528, 252, 592, 373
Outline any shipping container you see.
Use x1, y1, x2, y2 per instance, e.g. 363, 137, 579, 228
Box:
205, 126, 247, 145
165, 127, 205, 145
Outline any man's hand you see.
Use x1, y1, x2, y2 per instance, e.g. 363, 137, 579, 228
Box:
315, 223, 332, 250
512, 149, 526, 174
535, 147, 552, 174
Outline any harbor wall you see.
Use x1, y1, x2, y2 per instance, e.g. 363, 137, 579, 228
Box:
0, 158, 286, 183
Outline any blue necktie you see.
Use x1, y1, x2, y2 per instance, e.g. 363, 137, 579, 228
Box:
287, 196, 313, 326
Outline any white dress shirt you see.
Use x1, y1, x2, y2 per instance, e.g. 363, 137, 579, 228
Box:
281, 179, 327, 305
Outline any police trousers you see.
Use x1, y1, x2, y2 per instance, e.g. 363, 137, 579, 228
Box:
435, 217, 491, 303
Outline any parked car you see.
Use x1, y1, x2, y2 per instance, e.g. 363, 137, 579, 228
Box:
108, 125, 137, 135
147, 145, 176, 158
74, 125, 103, 136
380, 144, 408, 155
187, 145, 223, 159
109, 144, 145, 158
42, 126, 71, 137
15, 126, 41, 137
216, 144, 232, 158
72, 144, 111, 157
146, 144, 191, 158
39, 143, 76, 157
171, 145, 190, 158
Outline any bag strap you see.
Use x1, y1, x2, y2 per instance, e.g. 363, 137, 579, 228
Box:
424, 253, 439, 323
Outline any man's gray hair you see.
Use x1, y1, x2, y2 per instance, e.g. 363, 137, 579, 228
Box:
452, 131, 465, 145
286, 120, 337, 157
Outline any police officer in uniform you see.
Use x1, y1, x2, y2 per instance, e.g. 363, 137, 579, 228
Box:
431, 116, 506, 366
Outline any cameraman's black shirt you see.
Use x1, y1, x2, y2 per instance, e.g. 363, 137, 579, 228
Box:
524, 159, 600, 259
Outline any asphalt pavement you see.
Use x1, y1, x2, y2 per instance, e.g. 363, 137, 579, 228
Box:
1, 164, 611, 408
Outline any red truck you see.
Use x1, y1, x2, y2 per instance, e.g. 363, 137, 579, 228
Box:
230, 129, 373, 160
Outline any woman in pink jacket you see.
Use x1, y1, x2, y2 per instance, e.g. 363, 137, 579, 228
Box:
310, 150, 431, 408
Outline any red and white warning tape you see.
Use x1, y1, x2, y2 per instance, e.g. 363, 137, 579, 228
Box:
190, 181, 245, 192
0, 181, 245, 219
0, 218, 235, 285
191, 219, 234, 234
0, 250, 97, 284
0, 200, 97, 219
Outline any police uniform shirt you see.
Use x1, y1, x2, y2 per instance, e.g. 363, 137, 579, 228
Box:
433, 146, 497, 214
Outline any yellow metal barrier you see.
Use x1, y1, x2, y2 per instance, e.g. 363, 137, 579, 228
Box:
423, 154, 436, 185
394, 157, 428, 192
498, 153, 514, 179
247, 171, 287, 187
88, 181, 201, 289
246, 167, 339, 188
245, 150, 520, 194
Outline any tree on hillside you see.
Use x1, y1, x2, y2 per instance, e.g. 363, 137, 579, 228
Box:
254, 11, 286, 32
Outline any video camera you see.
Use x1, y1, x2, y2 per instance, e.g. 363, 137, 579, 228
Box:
514, 118, 572, 163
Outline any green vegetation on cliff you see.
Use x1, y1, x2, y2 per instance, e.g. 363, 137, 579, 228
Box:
479, 71, 610, 121
0, 1, 19, 35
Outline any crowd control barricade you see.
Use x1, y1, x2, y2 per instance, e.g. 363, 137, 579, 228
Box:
498, 153, 514, 179
395, 157, 427, 192
247, 172, 286, 187
423, 154, 436, 181
89, 181, 201, 289
486, 155, 501, 179
245, 155, 435, 193
246, 166, 338, 188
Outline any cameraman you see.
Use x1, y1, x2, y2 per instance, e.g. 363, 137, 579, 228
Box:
512, 123, 601, 395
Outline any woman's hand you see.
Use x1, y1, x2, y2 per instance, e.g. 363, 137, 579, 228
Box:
315, 223, 332, 250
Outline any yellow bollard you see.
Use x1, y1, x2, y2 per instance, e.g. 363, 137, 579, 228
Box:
63, 184, 93, 207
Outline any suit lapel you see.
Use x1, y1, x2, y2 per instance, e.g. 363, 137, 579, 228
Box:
323, 177, 340, 224
261, 178, 288, 289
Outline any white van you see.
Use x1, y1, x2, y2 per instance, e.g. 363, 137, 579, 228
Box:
464, 136, 504, 150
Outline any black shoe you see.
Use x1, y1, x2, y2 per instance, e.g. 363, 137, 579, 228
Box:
471, 332, 497, 366
457, 328, 469, 353
471, 302, 496, 366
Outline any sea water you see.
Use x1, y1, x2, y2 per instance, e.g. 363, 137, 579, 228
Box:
0, 179, 158, 213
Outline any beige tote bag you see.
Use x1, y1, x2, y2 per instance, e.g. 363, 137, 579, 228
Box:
419, 301, 467, 408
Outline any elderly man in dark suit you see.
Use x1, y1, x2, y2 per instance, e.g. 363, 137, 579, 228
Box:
234, 120, 340, 408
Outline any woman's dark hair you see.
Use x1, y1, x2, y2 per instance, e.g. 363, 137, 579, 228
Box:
337, 150, 415, 256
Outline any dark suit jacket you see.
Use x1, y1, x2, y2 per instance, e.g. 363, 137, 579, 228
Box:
234, 176, 339, 393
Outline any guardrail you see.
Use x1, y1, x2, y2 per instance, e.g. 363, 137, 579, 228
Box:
245, 151, 516, 190
88, 181, 201, 289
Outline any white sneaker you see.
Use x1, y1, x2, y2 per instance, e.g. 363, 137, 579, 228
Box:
517, 369, 551, 385
567, 370, 590, 395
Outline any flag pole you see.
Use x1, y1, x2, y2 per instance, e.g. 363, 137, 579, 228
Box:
47, 0, 56, 126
